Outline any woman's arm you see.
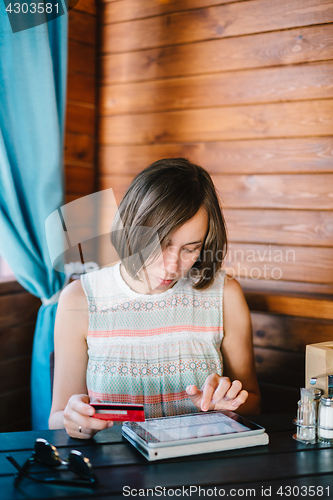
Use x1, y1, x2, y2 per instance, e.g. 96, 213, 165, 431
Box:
49, 279, 112, 437
186, 274, 261, 415
221, 274, 261, 415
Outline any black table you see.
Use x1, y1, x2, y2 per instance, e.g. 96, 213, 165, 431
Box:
1, 413, 332, 499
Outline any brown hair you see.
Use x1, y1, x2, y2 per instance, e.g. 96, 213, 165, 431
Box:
110, 158, 228, 290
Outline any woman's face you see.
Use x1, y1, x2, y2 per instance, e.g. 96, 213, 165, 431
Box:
121, 206, 209, 294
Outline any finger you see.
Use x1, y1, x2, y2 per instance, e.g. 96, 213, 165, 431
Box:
73, 426, 95, 439
222, 380, 243, 402
230, 389, 248, 409
65, 418, 111, 439
186, 385, 204, 410
67, 424, 99, 440
210, 377, 233, 404
201, 374, 222, 411
72, 419, 114, 439
70, 395, 95, 417
215, 390, 249, 411
186, 385, 200, 396
64, 406, 112, 432
81, 419, 113, 434
216, 389, 248, 411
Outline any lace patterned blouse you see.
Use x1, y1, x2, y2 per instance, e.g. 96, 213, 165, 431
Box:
81, 262, 226, 419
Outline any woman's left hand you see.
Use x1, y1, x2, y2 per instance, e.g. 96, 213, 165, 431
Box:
186, 373, 248, 412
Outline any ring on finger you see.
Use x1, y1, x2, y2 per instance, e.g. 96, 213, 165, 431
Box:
79, 426, 82, 433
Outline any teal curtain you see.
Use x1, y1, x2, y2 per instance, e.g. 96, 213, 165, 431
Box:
0, 7, 68, 429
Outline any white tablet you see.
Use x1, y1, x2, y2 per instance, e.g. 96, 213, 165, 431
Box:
122, 410, 269, 461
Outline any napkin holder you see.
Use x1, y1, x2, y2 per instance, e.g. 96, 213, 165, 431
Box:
305, 341, 333, 393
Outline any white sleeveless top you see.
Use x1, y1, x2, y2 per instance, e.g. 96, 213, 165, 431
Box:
81, 262, 226, 419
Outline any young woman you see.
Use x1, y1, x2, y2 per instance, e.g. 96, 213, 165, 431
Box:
49, 158, 261, 439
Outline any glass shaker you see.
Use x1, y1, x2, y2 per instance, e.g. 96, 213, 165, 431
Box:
317, 395, 333, 443
293, 388, 316, 444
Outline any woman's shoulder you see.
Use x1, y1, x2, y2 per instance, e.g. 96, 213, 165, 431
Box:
223, 274, 250, 318
223, 273, 242, 292
59, 278, 87, 309
80, 264, 117, 300
59, 264, 115, 305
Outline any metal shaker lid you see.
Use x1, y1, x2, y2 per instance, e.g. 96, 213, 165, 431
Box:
314, 388, 323, 400
320, 394, 333, 406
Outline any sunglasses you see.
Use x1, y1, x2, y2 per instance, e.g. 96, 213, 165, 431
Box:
6, 438, 97, 488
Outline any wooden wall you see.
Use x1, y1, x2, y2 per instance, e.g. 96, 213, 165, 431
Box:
247, 290, 333, 412
2, 1, 332, 431
98, 0, 333, 296
0, 281, 40, 432
98, 0, 333, 412
65, 0, 99, 203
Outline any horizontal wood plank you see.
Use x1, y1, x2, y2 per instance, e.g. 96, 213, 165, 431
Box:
65, 165, 96, 194
101, 0, 333, 53
66, 102, 96, 136
67, 72, 96, 105
65, 132, 95, 164
224, 242, 333, 285
103, 0, 237, 24
245, 291, 333, 320
65, 193, 90, 203
0, 417, 31, 432
259, 382, 299, 413
0, 293, 40, 329
65, 160, 95, 171
241, 276, 333, 296
68, 40, 96, 76
254, 346, 304, 387
213, 173, 333, 210
101, 61, 333, 115
68, 9, 97, 45
99, 137, 333, 175
102, 24, 333, 84
224, 209, 333, 246
0, 357, 31, 394
0, 280, 25, 296
0, 323, 35, 362
72, 0, 96, 16
99, 174, 139, 203
251, 312, 333, 353
0, 388, 31, 430
100, 99, 333, 144
100, 172, 333, 209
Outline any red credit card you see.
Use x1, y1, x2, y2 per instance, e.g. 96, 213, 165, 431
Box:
91, 403, 145, 422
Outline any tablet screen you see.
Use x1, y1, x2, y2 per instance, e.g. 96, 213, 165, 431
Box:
124, 411, 262, 444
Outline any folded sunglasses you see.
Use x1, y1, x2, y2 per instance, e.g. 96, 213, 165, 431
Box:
6, 437, 97, 488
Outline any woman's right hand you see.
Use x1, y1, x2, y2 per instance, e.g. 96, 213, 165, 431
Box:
63, 394, 113, 439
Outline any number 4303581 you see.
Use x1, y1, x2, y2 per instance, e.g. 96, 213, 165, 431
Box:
6, 3, 59, 13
